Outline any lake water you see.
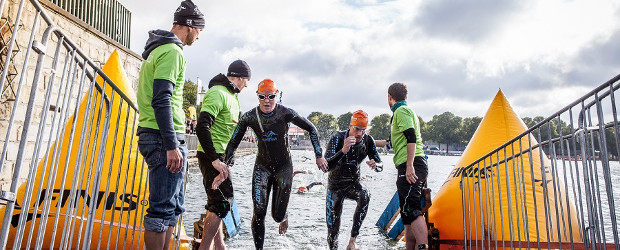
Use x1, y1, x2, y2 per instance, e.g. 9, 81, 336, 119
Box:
181, 150, 620, 249
181, 151, 460, 250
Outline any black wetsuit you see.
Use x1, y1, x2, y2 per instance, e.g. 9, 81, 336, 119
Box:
306, 182, 322, 190
225, 104, 322, 250
324, 130, 381, 250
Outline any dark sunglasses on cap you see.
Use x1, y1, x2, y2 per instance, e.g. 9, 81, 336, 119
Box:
258, 94, 277, 100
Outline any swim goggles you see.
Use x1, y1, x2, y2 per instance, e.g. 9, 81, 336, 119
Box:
257, 94, 277, 100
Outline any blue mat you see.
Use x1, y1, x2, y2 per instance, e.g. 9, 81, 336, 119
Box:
376, 188, 432, 241
376, 191, 403, 240
223, 197, 241, 238
387, 218, 405, 240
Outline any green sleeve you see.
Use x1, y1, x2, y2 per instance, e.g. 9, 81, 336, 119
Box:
395, 108, 415, 132
200, 89, 224, 117
153, 48, 184, 84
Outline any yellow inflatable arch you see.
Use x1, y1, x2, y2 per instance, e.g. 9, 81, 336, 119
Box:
428, 90, 581, 248
0, 51, 190, 249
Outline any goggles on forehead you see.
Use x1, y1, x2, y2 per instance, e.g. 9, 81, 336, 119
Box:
258, 94, 277, 100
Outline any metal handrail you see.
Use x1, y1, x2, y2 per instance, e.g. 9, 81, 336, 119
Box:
464, 74, 620, 169
0, 1, 175, 249
458, 75, 620, 249
48, 0, 131, 47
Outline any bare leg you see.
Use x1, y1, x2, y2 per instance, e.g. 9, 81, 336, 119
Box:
164, 226, 176, 250
346, 237, 359, 250
199, 212, 224, 250
144, 229, 166, 250
278, 217, 288, 234
404, 224, 416, 250
408, 215, 428, 249
213, 223, 226, 250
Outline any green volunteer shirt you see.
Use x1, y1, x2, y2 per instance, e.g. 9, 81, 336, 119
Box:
137, 43, 186, 133
390, 105, 425, 166
197, 85, 240, 154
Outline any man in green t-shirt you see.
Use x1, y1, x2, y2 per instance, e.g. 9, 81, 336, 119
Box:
388, 82, 429, 249
135, 1, 204, 249
195, 59, 251, 249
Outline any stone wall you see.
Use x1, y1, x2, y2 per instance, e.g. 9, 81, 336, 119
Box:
0, 0, 142, 190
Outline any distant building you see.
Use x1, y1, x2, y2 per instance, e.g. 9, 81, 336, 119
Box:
288, 126, 305, 146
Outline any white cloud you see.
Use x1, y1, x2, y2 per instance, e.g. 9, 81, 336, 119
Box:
122, 0, 620, 121
466, 0, 620, 78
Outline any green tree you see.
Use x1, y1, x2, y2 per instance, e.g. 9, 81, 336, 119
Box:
337, 112, 353, 131
461, 116, 482, 144
418, 116, 429, 141
522, 116, 545, 129
422, 117, 437, 143
605, 128, 618, 160
307, 111, 323, 125
523, 116, 564, 154
533, 116, 555, 144
183, 80, 197, 117
559, 118, 573, 137
369, 113, 391, 140
522, 117, 535, 128
428, 111, 462, 152
317, 114, 337, 143
307, 112, 337, 144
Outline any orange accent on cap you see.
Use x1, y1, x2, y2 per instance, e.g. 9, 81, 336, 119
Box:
350, 110, 368, 127
257, 78, 278, 93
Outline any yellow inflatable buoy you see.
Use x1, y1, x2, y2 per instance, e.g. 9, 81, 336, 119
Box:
0, 51, 190, 249
428, 90, 581, 248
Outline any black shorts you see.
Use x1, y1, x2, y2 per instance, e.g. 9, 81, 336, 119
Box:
396, 156, 428, 225
197, 151, 234, 218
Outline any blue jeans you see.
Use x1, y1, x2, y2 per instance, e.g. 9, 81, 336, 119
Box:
137, 132, 188, 233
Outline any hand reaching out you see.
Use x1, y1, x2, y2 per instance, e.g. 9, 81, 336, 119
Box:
366, 159, 377, 170
316, 157, 328, 172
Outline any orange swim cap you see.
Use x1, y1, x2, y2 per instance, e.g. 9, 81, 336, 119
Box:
257, 78, 278, 93
298, 186, 308, 193
350, 110, 368, 127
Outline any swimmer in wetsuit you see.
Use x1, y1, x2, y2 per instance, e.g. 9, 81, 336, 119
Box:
297, 181, 323, 193
221, 79, 328, 250
324, 110, 382, 250
293, 170, 307, 177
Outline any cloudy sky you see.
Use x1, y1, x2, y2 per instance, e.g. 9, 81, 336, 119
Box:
121, 0, 620, 122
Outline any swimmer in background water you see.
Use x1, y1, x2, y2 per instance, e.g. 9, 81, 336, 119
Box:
324, 110, 383, 250
296, 181, 323, 193
292, 170, 323, 193
293, 170, 307, 177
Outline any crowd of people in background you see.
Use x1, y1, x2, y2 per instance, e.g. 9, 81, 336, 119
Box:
186, 118, 196, 134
